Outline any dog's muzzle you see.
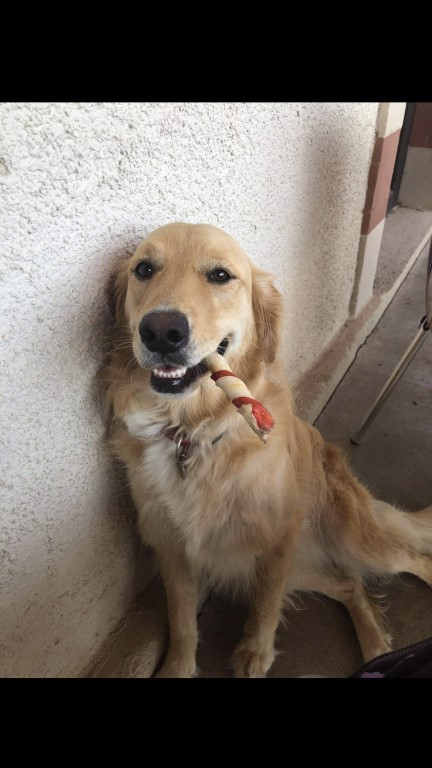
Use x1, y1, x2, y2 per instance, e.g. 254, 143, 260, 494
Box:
138, 310, 195, 394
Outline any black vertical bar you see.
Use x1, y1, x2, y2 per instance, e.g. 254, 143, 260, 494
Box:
387, 102, 417, 214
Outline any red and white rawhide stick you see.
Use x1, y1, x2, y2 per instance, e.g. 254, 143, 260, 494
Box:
204, 351, 275, 443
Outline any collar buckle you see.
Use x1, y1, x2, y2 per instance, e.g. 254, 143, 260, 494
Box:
175, 435, 190, 479
164, 427, 224, 480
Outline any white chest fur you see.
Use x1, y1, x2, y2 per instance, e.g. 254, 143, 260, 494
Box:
125, 414, 259, 586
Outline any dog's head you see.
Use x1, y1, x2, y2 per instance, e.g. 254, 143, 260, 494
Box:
112, 223, 282, 396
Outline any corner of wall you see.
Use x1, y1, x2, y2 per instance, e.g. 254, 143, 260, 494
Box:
350, 103, 407, 317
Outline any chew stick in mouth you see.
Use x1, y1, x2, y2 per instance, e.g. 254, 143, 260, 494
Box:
204, 351, 275, 443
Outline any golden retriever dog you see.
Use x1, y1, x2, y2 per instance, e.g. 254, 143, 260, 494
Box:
100, 222, 432, 678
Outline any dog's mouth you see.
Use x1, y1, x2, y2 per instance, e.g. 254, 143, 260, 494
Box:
150, 339, 228, 395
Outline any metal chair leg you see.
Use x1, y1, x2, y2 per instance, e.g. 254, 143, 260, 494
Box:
351, 324, 429, 445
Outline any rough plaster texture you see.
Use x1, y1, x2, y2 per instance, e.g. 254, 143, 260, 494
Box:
0, 102, 379, 677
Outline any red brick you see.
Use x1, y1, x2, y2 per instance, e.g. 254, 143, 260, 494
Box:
361, 130, 401, 235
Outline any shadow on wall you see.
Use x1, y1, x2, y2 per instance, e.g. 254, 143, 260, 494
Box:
92, 242, 139, 543
92, 236, 157, 559
0, 518, 154, 677
95, 239, 161, 542
284, 111, 369, 382
1, 232, 155, 677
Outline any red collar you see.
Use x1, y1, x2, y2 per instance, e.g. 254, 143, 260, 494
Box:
164, 427, 224, 479
164, 428, 224, 449
164, 428, 195, 450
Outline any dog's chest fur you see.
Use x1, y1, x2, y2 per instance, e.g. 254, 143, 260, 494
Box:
124, 409, 283, 585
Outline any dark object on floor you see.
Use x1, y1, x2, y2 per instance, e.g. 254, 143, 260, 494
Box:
349, 636, 432, 678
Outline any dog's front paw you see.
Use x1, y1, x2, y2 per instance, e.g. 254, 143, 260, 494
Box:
154, 656, 197, 679
231, 641, 275, 679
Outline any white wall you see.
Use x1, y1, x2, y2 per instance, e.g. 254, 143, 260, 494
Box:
0, 102, 379, 676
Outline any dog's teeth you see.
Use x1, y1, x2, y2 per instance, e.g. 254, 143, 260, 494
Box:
152, 366, 187, 379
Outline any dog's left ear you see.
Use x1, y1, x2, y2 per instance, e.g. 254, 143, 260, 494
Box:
251, 266, 282, 363
106, 260, 129, 324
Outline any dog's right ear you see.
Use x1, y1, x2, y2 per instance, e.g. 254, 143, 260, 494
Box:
252, 265, 282, 363
106, 260, 129, 324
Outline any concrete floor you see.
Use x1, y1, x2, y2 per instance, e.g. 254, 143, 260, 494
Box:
89, 244, 432, 678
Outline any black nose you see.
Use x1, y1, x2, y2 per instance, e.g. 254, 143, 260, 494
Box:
139, 311, 189, 354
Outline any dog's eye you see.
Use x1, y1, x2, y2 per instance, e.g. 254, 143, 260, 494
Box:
134, 260, 155, 280
207, 268, 233, 284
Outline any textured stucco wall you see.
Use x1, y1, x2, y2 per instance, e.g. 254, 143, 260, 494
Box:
0, 102, 378, 676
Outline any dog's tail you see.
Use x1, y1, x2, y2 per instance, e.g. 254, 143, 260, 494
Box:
320, 444, 432, 580
350, 498, 432, 586
332, 499, 432, 582
371, 500, 432, 556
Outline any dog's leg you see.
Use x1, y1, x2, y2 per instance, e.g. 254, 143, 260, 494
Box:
154, 548, 199, 678
403, 553, 432, 588
299, 574, 392, 662
231, 543, 294, 678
